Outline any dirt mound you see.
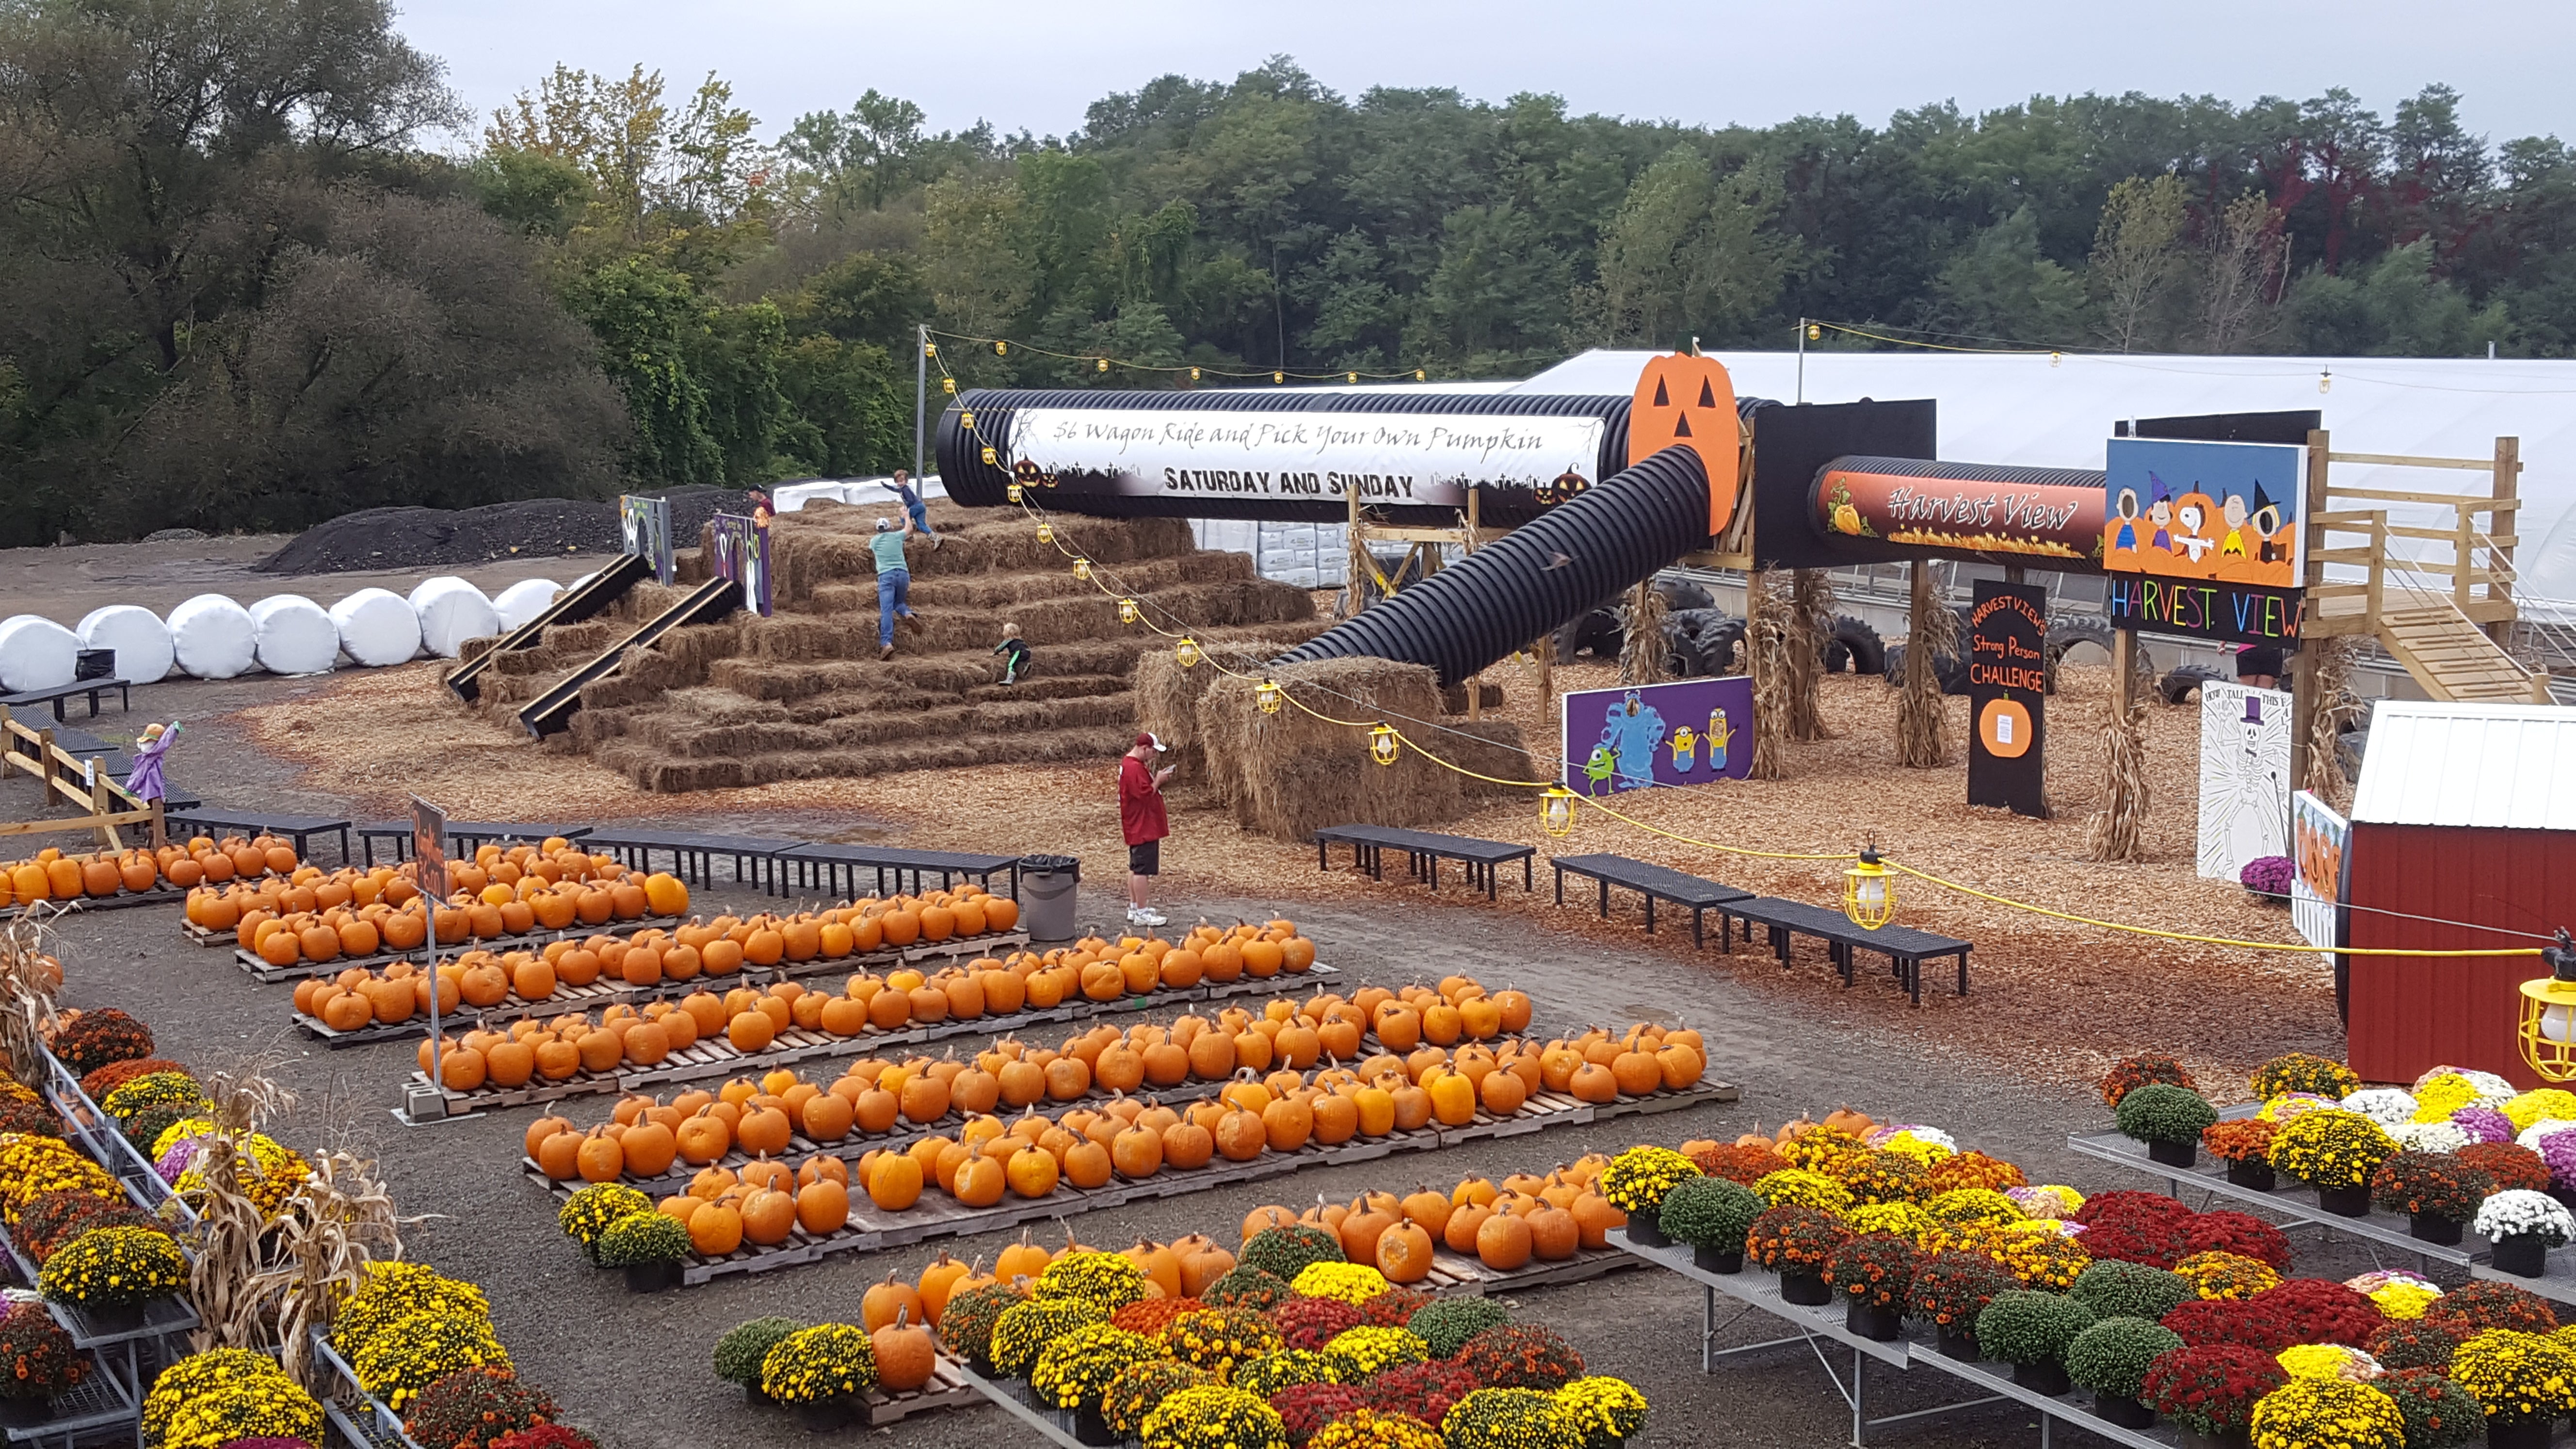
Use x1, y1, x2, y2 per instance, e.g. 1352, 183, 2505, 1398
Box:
252, 488, 757, 575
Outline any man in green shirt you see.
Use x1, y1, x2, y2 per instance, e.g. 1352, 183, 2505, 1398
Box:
871, 516, 920, 659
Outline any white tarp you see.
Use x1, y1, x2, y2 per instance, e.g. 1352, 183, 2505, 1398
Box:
166, 595, 258, 679
491, 578, 562, 632
73, 605, 173, 685
247, 595, 339, 676
1009, 406, 1605, 507
771, 481, 849, 514
330, 588, 421, 667
0, 614, 78, 693
407, 577, 499, 659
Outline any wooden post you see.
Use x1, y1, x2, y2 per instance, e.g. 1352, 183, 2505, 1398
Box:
1465, 488, 1483, 721
148, 798, 166, 850
2492, 435, 2520, 644
1342, 480, 1366, 619
86, 761, 116, 852
2291, 430, 2334, 797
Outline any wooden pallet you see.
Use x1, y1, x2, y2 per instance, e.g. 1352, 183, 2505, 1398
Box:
869, 1351, 978, 1425
1419, 1241, 1643, 1296
5, 885, 189, 925
231, 914, 683, 983
410, 964, 1342, 1117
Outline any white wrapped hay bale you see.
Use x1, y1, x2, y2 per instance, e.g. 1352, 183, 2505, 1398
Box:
167, 595, 258, 679
407, 577, 499, 659
75, 604, 175, 684
330, 588, 421, 668
0, 614, 79, 693
247, 595, 340, 676
491, 578, 563, 632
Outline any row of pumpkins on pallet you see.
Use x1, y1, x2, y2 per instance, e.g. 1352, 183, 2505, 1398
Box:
4, 834, 305, 907
193, 861, 690, 966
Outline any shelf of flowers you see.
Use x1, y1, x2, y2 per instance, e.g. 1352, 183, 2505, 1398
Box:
400, 927, 1340, 1117
9, 833, 318, 922
513, 993, 1722, 1198
1601, 1082, 2576, 1449
548, 1032, 1728, 1287
2083, 1051, 2576, 1297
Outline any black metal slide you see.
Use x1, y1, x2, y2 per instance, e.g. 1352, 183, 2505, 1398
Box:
445, 552, 653, 704
1272, 447, 1712, 687
516, 576, 740, 740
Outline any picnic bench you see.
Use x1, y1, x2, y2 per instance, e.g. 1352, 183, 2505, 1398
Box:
1, 678, 130, 723
768, 844, 1023, 901
1722, 897, 1972, 1007
165, 810, 352, 865
1549, 853, 1753, 950
1312, 824, 1534, 901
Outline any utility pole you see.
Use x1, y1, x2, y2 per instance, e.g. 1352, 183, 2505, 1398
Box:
913, 323, 928, 480
1796, 317, 1806, 404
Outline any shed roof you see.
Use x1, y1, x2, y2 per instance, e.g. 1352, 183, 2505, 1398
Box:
2350, 699, 2576, 830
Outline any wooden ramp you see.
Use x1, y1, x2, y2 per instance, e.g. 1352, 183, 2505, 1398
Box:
518, 575, 739, 739
445, 551, 652, 704
2377, 598, 2551, 704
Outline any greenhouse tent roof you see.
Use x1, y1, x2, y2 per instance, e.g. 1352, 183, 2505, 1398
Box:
1508, 350, 2576, 610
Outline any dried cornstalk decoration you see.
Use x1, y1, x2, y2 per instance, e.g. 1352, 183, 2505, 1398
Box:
0, 907, 66, 1083
2302, 636, 2363, 807
1896, 568, 1954, 768
1744, 574, 1789, 780
1619, 581, 1669, 687
184, 1051, 299, 1355
246, 1147, 415, 1387
1785, 569, 1838, 741
2084, 686, 2153, 862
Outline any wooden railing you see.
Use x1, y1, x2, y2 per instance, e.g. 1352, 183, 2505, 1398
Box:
2300, 432, 2523, 639
0, 716, 161, 849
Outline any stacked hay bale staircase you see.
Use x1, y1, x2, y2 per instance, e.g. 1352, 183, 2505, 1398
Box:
459, 501, 1322, 791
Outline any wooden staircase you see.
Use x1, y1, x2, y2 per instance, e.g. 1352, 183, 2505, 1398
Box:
2375, 595, 2551, 703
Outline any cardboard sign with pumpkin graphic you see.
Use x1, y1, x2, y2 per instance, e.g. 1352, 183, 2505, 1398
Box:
1626, 353, 1741, 537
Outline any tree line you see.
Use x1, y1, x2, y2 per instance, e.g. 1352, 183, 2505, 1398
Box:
5, 0, 2573, 547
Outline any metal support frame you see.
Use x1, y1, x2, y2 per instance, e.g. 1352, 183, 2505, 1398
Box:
1698, 1286, 2006, 1447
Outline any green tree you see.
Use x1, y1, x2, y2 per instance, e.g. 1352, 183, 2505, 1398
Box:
922, 174, 1033, 337
2286, 241, 2509, 354
2089, 175, 2189, 351
1587, 145, 1797, 347
558, 254, 724, 485
1922, 206, 2089, 345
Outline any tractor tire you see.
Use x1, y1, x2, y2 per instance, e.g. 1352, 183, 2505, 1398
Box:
1654, 577, 1715, 612
1881, 641, 1969, 695
2158, 663, 2227, 706
1820, 615, 1885, 675
1549, 606, 1623, 663
2041, 615, 2115, 694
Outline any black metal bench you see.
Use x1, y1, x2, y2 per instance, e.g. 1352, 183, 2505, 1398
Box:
165, 809, 352, 865
355, 821, 592, 866
1723, 897, 1972, 1007
1313, 823, 1534, 901
582, 828, 706, 880
666, 833, 800, 891
1550, 853, 1753, 949
1, 678, 130, 722
770, 844, 1023, 901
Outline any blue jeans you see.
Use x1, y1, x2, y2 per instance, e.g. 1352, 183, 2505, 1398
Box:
905, 497, 935, 537
877, 569, 912, 647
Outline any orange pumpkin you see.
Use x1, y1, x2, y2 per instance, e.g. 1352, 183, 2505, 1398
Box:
1626, 350, 1743, 533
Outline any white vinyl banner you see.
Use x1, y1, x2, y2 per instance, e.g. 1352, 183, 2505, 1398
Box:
1006, 407, 1607, 506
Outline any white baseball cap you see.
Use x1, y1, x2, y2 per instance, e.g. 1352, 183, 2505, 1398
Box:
876, 517, 895, 531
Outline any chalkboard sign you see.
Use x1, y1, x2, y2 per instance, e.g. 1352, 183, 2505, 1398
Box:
1966, 580, 2049, 818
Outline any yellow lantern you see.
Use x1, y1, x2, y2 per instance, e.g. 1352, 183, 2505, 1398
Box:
1036, 523, 1053, 544
1539, 785, 1577, 837
1842, 846, 1895, 931
1256, 678, 1282, 715
1806, 322, 1821, 341
1175, 637, 1201, 669
1073, 557, 1091, 581
1414, 370, 1425, 381
980, 446, 998, 466
959, 410, 976, 430
1368, 724, 1399, 766
1006, 482, 1023, 503
1273, 371, 1285, 384
2518, 931, 2576, 1082
1191, 367, 1202, 381
1118, 598, 1138, 624
1347, 371, 1358, 384
925, 341, 937, 358
995, 340, 1008, 356
942, 377, 956, 395
1096, 357, 1110, 372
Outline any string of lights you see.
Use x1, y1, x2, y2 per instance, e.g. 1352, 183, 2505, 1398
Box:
925, 329, 1432, 386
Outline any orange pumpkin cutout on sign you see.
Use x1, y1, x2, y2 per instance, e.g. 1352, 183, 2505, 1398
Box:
1626, 353, 1741, 535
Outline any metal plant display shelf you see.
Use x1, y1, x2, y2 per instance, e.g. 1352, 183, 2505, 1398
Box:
1612, 1229, 2191, 1449
2064, 1107, 2490, 1275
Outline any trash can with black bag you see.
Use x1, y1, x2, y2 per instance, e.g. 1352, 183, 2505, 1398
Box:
1019, 854, 1081, 942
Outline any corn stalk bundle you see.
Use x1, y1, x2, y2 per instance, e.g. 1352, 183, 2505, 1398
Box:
247, 1148, 413, 1387
2302, 636, 2362, 807
186, 1057, 297, 1355
1786, 568, 1838, 741
1619, 581, 1669, 687
2083, 686, 2152, 862
0, 908, 65, 1084
1744, 572, 1788, 780
1897, 578, 1954, 768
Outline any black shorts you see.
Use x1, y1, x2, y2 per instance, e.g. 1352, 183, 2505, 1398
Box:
1127, 840, 1160, 875
2237, 646, 2286, 678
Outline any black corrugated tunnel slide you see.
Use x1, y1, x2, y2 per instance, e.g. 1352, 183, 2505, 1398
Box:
1272, 446, 1712, 688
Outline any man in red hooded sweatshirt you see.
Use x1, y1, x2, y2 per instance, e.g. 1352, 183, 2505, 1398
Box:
1120, 731, 1175, 927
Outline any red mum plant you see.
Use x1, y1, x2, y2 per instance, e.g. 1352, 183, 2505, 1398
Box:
2200, 1118, 2276, 1165
49, 1009, 152, 1077
1270, 1382, 1367, 1446
1744, 1206, 1850, 1273
1364, 1360, 1481, 1424
1110, 1298, 1202, 1336
1268, 1295, 1365, 1351
2247, 1279, 2381, 1348
1690, 1142, 1787, 1184
2367, 1320, 2467, 1371
2077, 1213, 2195, 1269
0, 1302, 84, 1401
1453, 1324, 1585, 1391
403, 1366, 557, 1449
78, 1057, 187, 1100
2179, 1211, 2291, 1272
489, 1430, 598, 1449
1923, 1151, 2027, 1193
1822, 1233, 1921, 1311
2422, 1280, 2560, 1335
2139, 1343, 2287, 1436
2101, 1053, 2196, 1108
15, 1191, 168, 1264
1354, 1287, 1432, 1329
2073, 1191, 2194, 1228
2457, 1143, 2553, 1195
2159, 1298, 2301, 1352
1906, 1250, 2019, 1333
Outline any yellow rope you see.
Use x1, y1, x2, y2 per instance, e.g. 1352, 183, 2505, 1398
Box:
1809, 320, 2051, 356
926, 328, 1430, 383
944, 396, 2548, 961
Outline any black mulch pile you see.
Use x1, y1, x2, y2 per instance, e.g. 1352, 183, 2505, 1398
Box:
252, 487, 760, 575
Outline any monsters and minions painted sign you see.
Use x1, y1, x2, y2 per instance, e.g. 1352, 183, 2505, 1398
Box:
1559, 676, 1755, 795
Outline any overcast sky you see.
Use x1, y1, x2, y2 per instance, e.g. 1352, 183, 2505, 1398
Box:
401, 0, 2576, 149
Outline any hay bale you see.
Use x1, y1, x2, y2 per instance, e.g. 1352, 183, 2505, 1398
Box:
1196, 657, 1533, 841
1136, 640, 1286, 778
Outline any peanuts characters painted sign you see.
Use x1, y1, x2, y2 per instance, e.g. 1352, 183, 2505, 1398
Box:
2103, 438, 2304, 587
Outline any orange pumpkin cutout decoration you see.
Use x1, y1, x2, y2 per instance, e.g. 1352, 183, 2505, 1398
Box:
1626, 352, 1741, 535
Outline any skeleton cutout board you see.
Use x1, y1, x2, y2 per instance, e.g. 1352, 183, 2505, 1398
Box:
2198, 681, 2292, 881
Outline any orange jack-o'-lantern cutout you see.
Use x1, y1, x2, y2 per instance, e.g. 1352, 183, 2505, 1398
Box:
1626, 353, 1741, 535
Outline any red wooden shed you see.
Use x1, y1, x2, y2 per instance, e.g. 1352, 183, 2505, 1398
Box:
2344, 700, 2576, 1088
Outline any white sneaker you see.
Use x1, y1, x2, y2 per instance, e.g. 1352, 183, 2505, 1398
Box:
1128, 906, 1167, 927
